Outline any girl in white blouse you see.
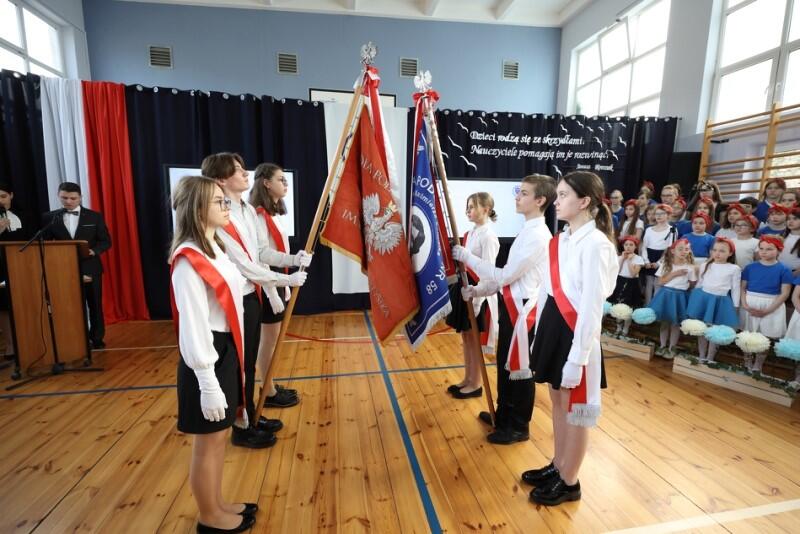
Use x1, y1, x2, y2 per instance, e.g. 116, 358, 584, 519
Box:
524, 171, 619, 507
169, 176, 257, 532
649, 239, 697, 359
639, 204, 677, 304
445, 192, 500, 398
686, 238, 741, 362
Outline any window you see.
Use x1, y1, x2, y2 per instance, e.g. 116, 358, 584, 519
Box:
0, 0, 63, 77
571, 0, 671, 117
711, 0, 800, 121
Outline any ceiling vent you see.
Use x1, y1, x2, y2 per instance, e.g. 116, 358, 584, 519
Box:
399, 57, 419, 78
502, 60, 519, 80
277, 52, 299, 75
148, 46, 173, 68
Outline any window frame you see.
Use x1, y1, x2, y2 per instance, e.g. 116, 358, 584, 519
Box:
571, 0, 671, 117
0, 0, 64, 77
710, 0, 800, 121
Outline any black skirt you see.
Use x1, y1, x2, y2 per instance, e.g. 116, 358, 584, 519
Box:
609, 275, 642, 308
641, 248, 664, 276
445, 283, 488, 332
261, 289, 286, 324
177, 331, 242, 434
531, 296, 607, 390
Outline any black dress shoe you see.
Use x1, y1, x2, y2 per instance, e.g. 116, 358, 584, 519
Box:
451, 387, 483, 399
231, 426, 277, 449
521, 462, 560, 486
447, 384, 464, 394
530, 477, 581, 506
275, 384, 297, 397
264, 388, 300, 408
487, 428, 529, 444
478, 411, 495, 427
255, 416, 283, 433
238, 502, 258, 516
91, 340, 106, 350
197, 513, 256, 533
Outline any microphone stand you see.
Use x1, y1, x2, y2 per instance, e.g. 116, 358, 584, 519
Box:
7, 214, 103, 391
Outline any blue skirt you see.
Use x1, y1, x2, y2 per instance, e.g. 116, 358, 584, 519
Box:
686, 289, 739, 328
649, 287, 689, 324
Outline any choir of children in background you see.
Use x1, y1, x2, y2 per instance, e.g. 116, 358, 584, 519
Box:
606, 180, 800, 383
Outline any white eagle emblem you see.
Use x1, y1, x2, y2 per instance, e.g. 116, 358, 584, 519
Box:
362, 193, 403, 260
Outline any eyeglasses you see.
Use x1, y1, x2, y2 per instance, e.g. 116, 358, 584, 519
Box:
211, 198, 232, 211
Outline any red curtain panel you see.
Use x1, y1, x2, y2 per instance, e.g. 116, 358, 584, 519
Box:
82, 81, 150, 323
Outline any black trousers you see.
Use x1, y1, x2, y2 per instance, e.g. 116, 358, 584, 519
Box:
242, 292, 262, 426
85, 274, 104, 344
494, 296, 535, 433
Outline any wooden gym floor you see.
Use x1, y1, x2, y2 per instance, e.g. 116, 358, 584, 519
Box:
1, 311, 799, 533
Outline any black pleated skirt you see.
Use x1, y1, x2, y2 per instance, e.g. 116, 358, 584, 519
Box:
531, 296, 607, 390
177, 331, 241, 434
609, 275, 642, 308
445, 283, 488, 332
261, 289, 286, 324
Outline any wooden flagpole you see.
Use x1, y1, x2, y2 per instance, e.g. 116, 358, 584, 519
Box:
254, 62, 368, 423
420, 91, 496, 426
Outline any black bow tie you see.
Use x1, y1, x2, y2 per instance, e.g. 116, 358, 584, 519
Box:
65, 210, 79, 216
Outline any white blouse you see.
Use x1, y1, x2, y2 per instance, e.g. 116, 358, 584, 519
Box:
733, 237, 759, 270
697, 262, 742, 306
640, 225, 676, 263
619, 217, 644, 237
538, 221, 619, 367
778, 234, 800, 272
171, 242, 245, 370
464, 223, 500, 297
655, 263, 697, 290
216, 200, 282, 295
469, 216, 551, 302
619, 254, 645, 278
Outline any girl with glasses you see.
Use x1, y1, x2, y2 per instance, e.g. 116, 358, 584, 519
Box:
169, 176, 257, 533
639, 204, 676, 304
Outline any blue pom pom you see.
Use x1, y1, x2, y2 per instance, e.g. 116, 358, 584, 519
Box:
775, 338, 800, 361
704, 325, 737, 346
631, 307, 656, 325
603, 301, 612, 315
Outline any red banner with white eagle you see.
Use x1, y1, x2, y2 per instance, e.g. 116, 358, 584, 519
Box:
320, 69, 419, 342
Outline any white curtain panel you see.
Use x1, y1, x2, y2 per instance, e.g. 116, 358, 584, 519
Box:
41, 77, 91, 209
323, 101, 409, 294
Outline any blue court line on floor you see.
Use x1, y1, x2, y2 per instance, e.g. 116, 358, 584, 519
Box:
0, 362, 496, 400
363, 311, 443, 534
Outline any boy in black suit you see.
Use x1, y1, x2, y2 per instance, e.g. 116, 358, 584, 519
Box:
41, 182, 111, 349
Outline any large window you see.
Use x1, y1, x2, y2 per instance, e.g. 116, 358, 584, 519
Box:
572, 0, 671, 117
712, 0, 800, 121
0, 0, 63, 77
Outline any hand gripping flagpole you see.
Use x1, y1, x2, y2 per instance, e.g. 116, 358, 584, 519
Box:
254, 46, 372, 423
417, 72, 496, 426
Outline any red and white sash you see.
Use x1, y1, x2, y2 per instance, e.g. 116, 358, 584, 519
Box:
503, 282, 537, 380
462, 231, 498, 354
257, 207, 291, 301
221, 220, 263, 306
549, 234, 600, 427
170, 247, 245, 419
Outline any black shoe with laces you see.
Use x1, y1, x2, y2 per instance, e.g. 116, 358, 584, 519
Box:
487, 427, 529, 445
231, 426, 277, 449
530, 477, 581, 506
255, 416, 283, 433
521, 462, 560, 487
275, 384, 298, 397
264, 388, 300, 408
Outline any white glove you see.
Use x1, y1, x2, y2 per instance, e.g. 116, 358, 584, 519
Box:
560, 361, 583, 389
452, 245, 470, 262
288, 271, 308, 287
194, 367, 228, 422
292, 250, 313, 268
460, 285, 477, 301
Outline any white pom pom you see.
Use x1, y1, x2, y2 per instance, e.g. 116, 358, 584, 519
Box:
735, 331, 771, 354
680, 319, 708, 336
610, 303, 633, 321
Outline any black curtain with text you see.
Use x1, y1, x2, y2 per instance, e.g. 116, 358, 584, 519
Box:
125, 87, 366, 319
435, 110, 678, 200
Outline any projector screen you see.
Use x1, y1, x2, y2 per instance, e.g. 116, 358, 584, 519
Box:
445, 178, 524, 238
165, 166, 296, 237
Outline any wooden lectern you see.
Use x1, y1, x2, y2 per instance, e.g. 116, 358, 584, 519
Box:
2, 240, 91, 378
